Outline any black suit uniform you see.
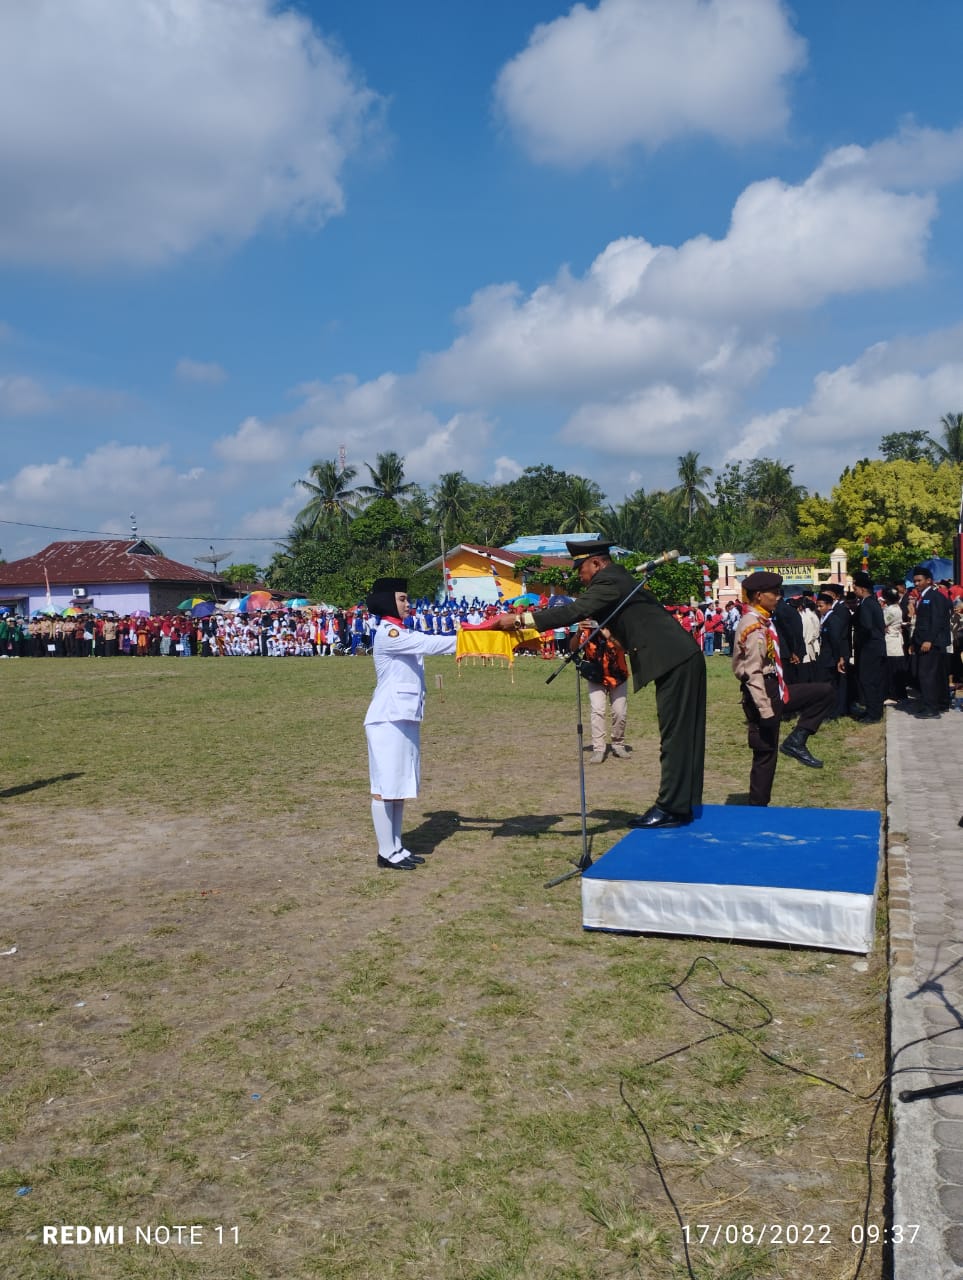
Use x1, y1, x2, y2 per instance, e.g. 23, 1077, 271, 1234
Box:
526, 563, 705, 819
912, 585, 952, 712
853, 593, 886, 719
773, 598, 805, 684
816, 602, 851, 718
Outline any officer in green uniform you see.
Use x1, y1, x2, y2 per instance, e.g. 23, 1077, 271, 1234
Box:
492, 541, 705, 827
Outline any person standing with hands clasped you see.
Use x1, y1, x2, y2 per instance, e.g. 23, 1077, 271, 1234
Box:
364, 578, 456, 869
491, 541, 705, 828
571, 622, 631, 764
909, 564, 952, 718
732, 572, 836, 806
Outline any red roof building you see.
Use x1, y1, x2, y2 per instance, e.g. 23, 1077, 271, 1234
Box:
0, 540, 225, 615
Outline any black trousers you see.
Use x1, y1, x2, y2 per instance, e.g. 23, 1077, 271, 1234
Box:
916, 647, 950, 712
653, 651, 706, 818
741, 676, 835, 806
856, 647, 886, 719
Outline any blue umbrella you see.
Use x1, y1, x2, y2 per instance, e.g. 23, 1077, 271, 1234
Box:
508, 593, 540, 606
190, 601, 217, 618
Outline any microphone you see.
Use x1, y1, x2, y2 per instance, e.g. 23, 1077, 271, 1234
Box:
634, 549, 680, 575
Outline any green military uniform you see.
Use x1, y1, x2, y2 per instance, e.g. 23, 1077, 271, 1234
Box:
524, 562, 705, 819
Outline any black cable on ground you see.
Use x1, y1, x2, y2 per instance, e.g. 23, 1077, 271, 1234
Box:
620, 955, 963, 1280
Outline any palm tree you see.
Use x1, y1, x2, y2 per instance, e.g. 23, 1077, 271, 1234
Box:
934, 413, 963, 465
744, 458, 807, 529
358, 450, 415, 503
294, 459, 359, 534
597, 502, 642, 551
672, 451, 712, 524
559, 476, 605, 533
432, 471, 471, 541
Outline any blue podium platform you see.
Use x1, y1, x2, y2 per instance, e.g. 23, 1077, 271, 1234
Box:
581, 804, 882, 953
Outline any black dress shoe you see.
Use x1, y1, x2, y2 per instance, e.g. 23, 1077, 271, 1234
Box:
627, 805, 692, 829
397, 850, 425, 864
914, 709, 941, 719
377, 854, 419, 869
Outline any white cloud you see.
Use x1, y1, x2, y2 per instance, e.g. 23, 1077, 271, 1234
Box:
213, 416, 287, 464
492, 456, 524, 483
175, 358, 227, 385
0, 375, 53, 416
0, 373, 131, 417
726, 327, 963, 488
404, 412, 494, 483
562, 383, 734, 456
0, 0, 382, 268
415, 144, 935, 408
236, 493, 303, 539
821, 123, 963, 192
642, 169, 934, 317
4, 443, 174, 505
295, 379, 495, 487
495, 0, 806, 166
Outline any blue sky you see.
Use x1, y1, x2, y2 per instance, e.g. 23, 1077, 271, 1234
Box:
4, 0, 963, 565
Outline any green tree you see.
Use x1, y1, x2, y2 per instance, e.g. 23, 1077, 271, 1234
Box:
933, 412, 963, 465
432, 471, 471, 542
502, 465, 603, 535
358, 450, 415, 503
462, 487, 517, 547
671, 451, 712, 526
294, 459, 359, 534
637, 558, 705, 605
879, 430, 939, 464
221, 562, 263, 586
796, 457, 962, 572
558, 476, 605, 533
349, 497, 435, 574
743, 458, 806, 530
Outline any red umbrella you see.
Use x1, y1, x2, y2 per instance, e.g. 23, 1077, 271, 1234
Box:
238, 591, 274, 613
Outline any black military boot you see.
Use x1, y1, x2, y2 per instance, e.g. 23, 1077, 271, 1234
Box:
780, 726, 823, 768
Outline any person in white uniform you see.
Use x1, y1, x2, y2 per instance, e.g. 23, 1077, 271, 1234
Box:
364, 577, 457, 869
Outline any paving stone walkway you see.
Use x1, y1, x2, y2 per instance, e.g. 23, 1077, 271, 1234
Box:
886, 700, 963, 1280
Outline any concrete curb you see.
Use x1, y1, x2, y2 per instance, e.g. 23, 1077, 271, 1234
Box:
886, 709, 962, 1279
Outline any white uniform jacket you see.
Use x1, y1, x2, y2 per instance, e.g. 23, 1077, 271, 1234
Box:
364, 619, 456, 725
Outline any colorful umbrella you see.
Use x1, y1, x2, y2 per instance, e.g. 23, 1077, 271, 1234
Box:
507, 593, 540, 606
238, 591, 274, 613
177, 596, 208, 610
190, 601, 216, 618
62, 606, 84, 617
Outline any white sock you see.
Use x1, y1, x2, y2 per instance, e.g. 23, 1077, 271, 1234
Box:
389, 799, 405, 852
371, 800, 401, 861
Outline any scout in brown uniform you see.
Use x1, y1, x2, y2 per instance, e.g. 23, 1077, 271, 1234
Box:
731, 572, 835, 806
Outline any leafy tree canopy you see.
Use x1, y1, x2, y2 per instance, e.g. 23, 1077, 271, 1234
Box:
220, 562, 263, 585
796, 457, 962, 574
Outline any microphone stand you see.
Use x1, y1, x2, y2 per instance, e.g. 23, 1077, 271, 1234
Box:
542, 550, 679, 889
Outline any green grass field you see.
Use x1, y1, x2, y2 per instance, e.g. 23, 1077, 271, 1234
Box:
0, 654, 887, 1279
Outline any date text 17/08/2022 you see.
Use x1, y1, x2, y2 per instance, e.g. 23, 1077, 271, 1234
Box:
682, 1224, 921, 1247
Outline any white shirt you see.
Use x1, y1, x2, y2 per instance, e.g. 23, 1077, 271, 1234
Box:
364, 619, 456, 725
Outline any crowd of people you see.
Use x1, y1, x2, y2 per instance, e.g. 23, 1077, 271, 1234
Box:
3, 578, 960, 719
0, 598, 501, 659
